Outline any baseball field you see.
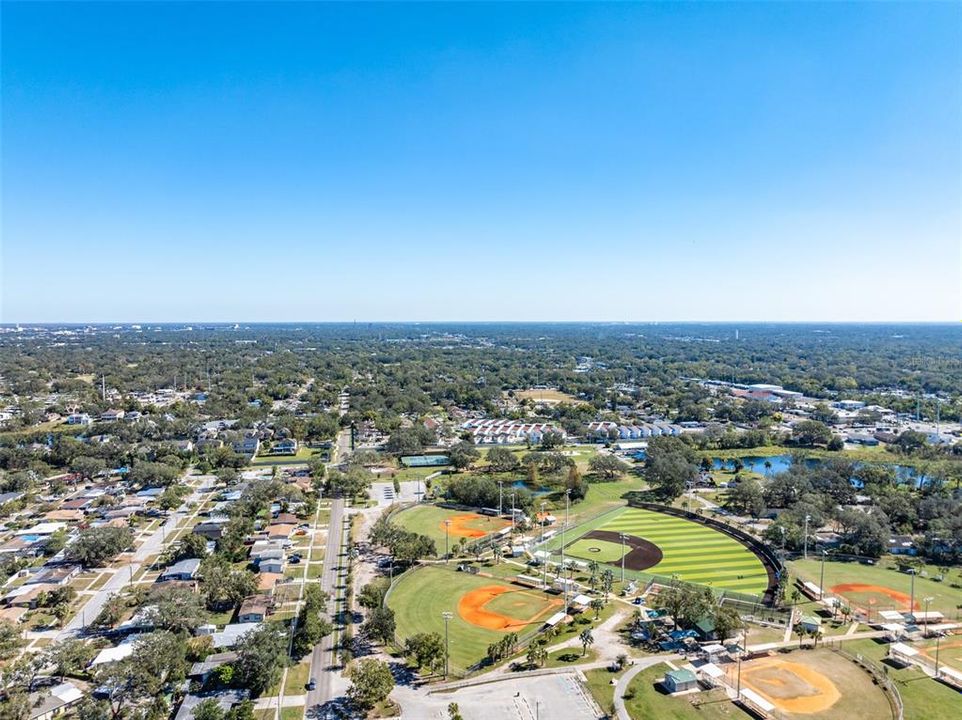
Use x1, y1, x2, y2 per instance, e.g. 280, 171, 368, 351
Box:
789, 557, 962, 620
387, 565, 562, 673
722, 649, 893, 719
392, 504, 511, 553
551, 506, 771, 596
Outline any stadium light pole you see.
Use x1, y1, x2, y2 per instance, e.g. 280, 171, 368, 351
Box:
620, 533, 627, 584
819, 550, 827, 600
923, 596, 934, 635
498, 481, 503, 516
935, 634, 941, 677
540, 501, 546, 545
910, 567, 916, 615
562, 489, 571, 611
510, 492, 516, 534
442, 611, 453, 679
444, 520, 451, 564
803, 514, 811, 559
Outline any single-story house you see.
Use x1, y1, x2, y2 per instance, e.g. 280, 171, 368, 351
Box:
188, 652, 239, 682
28, 682, 84, 720
210, 622, 261, 649
259, 558, 283, 574
3, 583, 60, 609
173, 690, 249, 720
266, 523, 296, 540
664, 668, 698, 694
237, 596, 270, 623
90, 637, 137, 667
159, 558, 201, 582
26, 565, 80, 586
193, 522, 227, 540
16, 522, 66, 537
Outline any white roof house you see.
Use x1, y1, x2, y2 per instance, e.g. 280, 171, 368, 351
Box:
90, 637, 137, 666
16, 522, 66, 536
211, 622, 261, 649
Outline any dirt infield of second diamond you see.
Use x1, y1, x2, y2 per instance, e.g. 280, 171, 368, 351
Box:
548, 506, 770, 596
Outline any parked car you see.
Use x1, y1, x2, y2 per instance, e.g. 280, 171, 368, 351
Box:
307, 679, 316, 691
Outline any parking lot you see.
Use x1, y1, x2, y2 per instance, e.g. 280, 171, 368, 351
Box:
395, 671, 600, 720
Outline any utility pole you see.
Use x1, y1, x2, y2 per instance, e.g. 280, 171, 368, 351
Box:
101, 374, 106, 402
442, 611, 453, 678
803, 514, 811, 560
444, 520, 451, 564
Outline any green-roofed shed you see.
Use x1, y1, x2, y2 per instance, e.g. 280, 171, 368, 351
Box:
664, 668, 698, 693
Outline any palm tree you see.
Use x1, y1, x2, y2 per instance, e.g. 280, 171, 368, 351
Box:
793, 622, 807, 648
579, 629, 594, 656
764, 460, 772, 476
590, 598, 605, 619
588, 560, 600, 591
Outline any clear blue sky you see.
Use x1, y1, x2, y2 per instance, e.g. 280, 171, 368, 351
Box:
2, 1, 960, 322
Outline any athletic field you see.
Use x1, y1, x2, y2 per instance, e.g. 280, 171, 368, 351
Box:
789, 557, 962, 619
555, 507, 770, 595
388, 565, 560, 673
392, 504, 511, 552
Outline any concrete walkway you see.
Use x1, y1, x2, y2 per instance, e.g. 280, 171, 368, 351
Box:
613, 655, 680, 720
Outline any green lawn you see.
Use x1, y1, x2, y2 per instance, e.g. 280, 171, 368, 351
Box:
283, 661, 311, 695
844, 638, 962, 720
549, 506, 770, 596
250, 447, 320, 466
623, 664, 752, 720
387, 565, 556, 673
543, 647, 597, 667
789, 558, 962, 619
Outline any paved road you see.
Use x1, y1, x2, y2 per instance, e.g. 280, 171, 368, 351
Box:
306, 496, 346, 709
58, 475, 215, 639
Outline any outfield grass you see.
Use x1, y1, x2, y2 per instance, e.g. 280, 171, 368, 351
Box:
392, 504, 510, 552
623, 664, 752, 720
388, 565, 555, 673
789, 558, 962, 619
844, 638, 962, 720
550, 507, 769, 596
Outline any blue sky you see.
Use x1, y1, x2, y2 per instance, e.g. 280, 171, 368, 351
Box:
2, 1, 960, 322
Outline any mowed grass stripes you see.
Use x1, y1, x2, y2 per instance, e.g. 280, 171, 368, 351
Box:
569, 507, 769, 595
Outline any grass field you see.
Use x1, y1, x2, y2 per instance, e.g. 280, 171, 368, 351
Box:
789, 558, 962, 619
392, 504, 510, 552
250, 447, 320, 466
388, 565, 557, 673
550, 507, 770, 596
623, 664, 752, 720
845, 638, 961, 720
510, 388, 581, 404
